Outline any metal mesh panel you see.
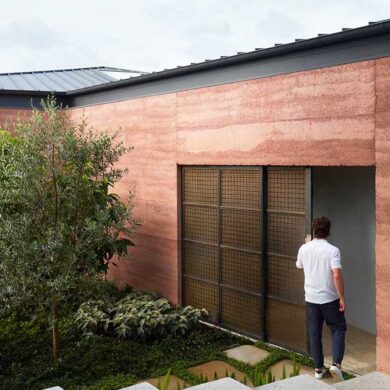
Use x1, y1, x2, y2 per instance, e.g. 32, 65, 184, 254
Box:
222, 287, 261, 336
184, 241, 218, 282
221, 208, 261, 251
221, 247, 261, 293
266, 299, 307, 352
183, 204, 218, 243
266, 167, 309, 352
267, 168, 306, 212
221, 169, 261, 208
267, 213, 306, 256
268, 255, 305, 304
183, 168, 218, 205
183, 277, 219, 322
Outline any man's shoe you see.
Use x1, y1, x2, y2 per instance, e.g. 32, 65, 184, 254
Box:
329, 364, 344, 381
314, 367, 327, 379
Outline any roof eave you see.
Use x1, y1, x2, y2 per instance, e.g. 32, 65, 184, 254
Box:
67, 20, 390, 97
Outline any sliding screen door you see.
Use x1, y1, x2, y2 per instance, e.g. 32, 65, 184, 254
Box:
182, 166, 311, 352
266, 167, 311, 352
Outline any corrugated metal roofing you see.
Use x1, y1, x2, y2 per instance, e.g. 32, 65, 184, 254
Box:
67, 18, 390, 96
0, 66, 147, 92
1, 19, 390, 97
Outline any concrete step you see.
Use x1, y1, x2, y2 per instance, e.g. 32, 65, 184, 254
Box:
332, 372, 390, 389
120, 383, 158, 390
188, 377, 251, 389
255, 374, 334, 389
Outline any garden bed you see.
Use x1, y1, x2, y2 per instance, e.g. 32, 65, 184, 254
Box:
0, 294, 353, 390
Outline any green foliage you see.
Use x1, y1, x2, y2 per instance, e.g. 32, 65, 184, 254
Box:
290, 358, 301, 377
75, 292, 209, 340
0, 97, 139, 358
253, 360, 299, 386
282, 364, 287, 380
157, 368, 172, 390
0, 301, 355, 389
75, 300, 113, 335
78, 373, 137, 390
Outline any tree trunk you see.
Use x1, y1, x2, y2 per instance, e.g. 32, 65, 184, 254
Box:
51, 301, 60, 361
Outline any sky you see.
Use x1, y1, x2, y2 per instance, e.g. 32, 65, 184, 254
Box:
1, 0, 390, 74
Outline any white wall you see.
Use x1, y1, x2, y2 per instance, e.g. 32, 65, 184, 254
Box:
312, 167, 376, 335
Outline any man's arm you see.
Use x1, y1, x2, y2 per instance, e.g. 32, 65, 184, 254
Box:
296, 247, 303, 269
296, 234, 311, 269
332, 268, 346, 312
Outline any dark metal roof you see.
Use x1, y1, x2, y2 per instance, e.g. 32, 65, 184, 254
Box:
1, 19, 390, 107
67, 18, 390, 96
0, 66, 147, 92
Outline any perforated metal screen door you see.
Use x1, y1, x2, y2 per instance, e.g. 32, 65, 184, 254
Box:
181, 166, 311, 352
265, 167, 311, 352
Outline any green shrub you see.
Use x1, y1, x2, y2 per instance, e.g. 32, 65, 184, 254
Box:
75, 292, 209, 340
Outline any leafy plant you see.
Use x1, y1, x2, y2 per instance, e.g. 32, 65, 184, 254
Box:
74, 300, 112, 335
75, 292, 209, 340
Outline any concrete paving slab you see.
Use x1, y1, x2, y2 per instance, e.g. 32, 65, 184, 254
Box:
223, 345, 270, 365
189, 377, 251, 389
332, 371, 390, 389
120, 382, 158, 390
43, 387, 64, 390
255, 374, 334, 389
187, 360, 252, 386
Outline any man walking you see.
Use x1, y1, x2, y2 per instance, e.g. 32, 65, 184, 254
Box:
296, 216, 347, 381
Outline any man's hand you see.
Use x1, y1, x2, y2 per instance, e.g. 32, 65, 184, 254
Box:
339, 298, 346, 312
305, 234, 312, 243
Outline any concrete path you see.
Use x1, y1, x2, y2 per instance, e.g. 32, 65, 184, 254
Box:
332, 372, 390, 389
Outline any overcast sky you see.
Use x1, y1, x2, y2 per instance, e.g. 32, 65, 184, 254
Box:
1, 0, 390, 74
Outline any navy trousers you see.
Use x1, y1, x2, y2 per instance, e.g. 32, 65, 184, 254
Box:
306, 299, 347, 368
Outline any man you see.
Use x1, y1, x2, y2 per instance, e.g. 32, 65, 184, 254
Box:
296, 216, 347, 381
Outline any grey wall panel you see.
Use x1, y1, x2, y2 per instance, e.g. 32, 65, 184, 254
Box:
313, 167, 376, 334
0, 94, 68, 109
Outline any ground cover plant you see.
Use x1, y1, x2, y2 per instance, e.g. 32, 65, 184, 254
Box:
0, 259, 353, 386
0, 287, 353, 390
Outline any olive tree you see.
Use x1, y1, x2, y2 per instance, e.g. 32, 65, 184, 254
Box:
0, 98, 138, 360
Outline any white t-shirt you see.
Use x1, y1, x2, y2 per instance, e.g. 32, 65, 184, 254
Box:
296, 238, 342, 304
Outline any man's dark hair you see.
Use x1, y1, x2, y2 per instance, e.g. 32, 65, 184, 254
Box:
312, 216, 331, 238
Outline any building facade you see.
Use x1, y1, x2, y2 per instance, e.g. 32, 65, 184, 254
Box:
1, 21, 390, 373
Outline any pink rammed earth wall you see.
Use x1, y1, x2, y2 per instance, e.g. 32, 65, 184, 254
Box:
1, 58, 390, 372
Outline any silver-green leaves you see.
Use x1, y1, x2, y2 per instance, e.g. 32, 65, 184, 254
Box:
75, 292, 209, 340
